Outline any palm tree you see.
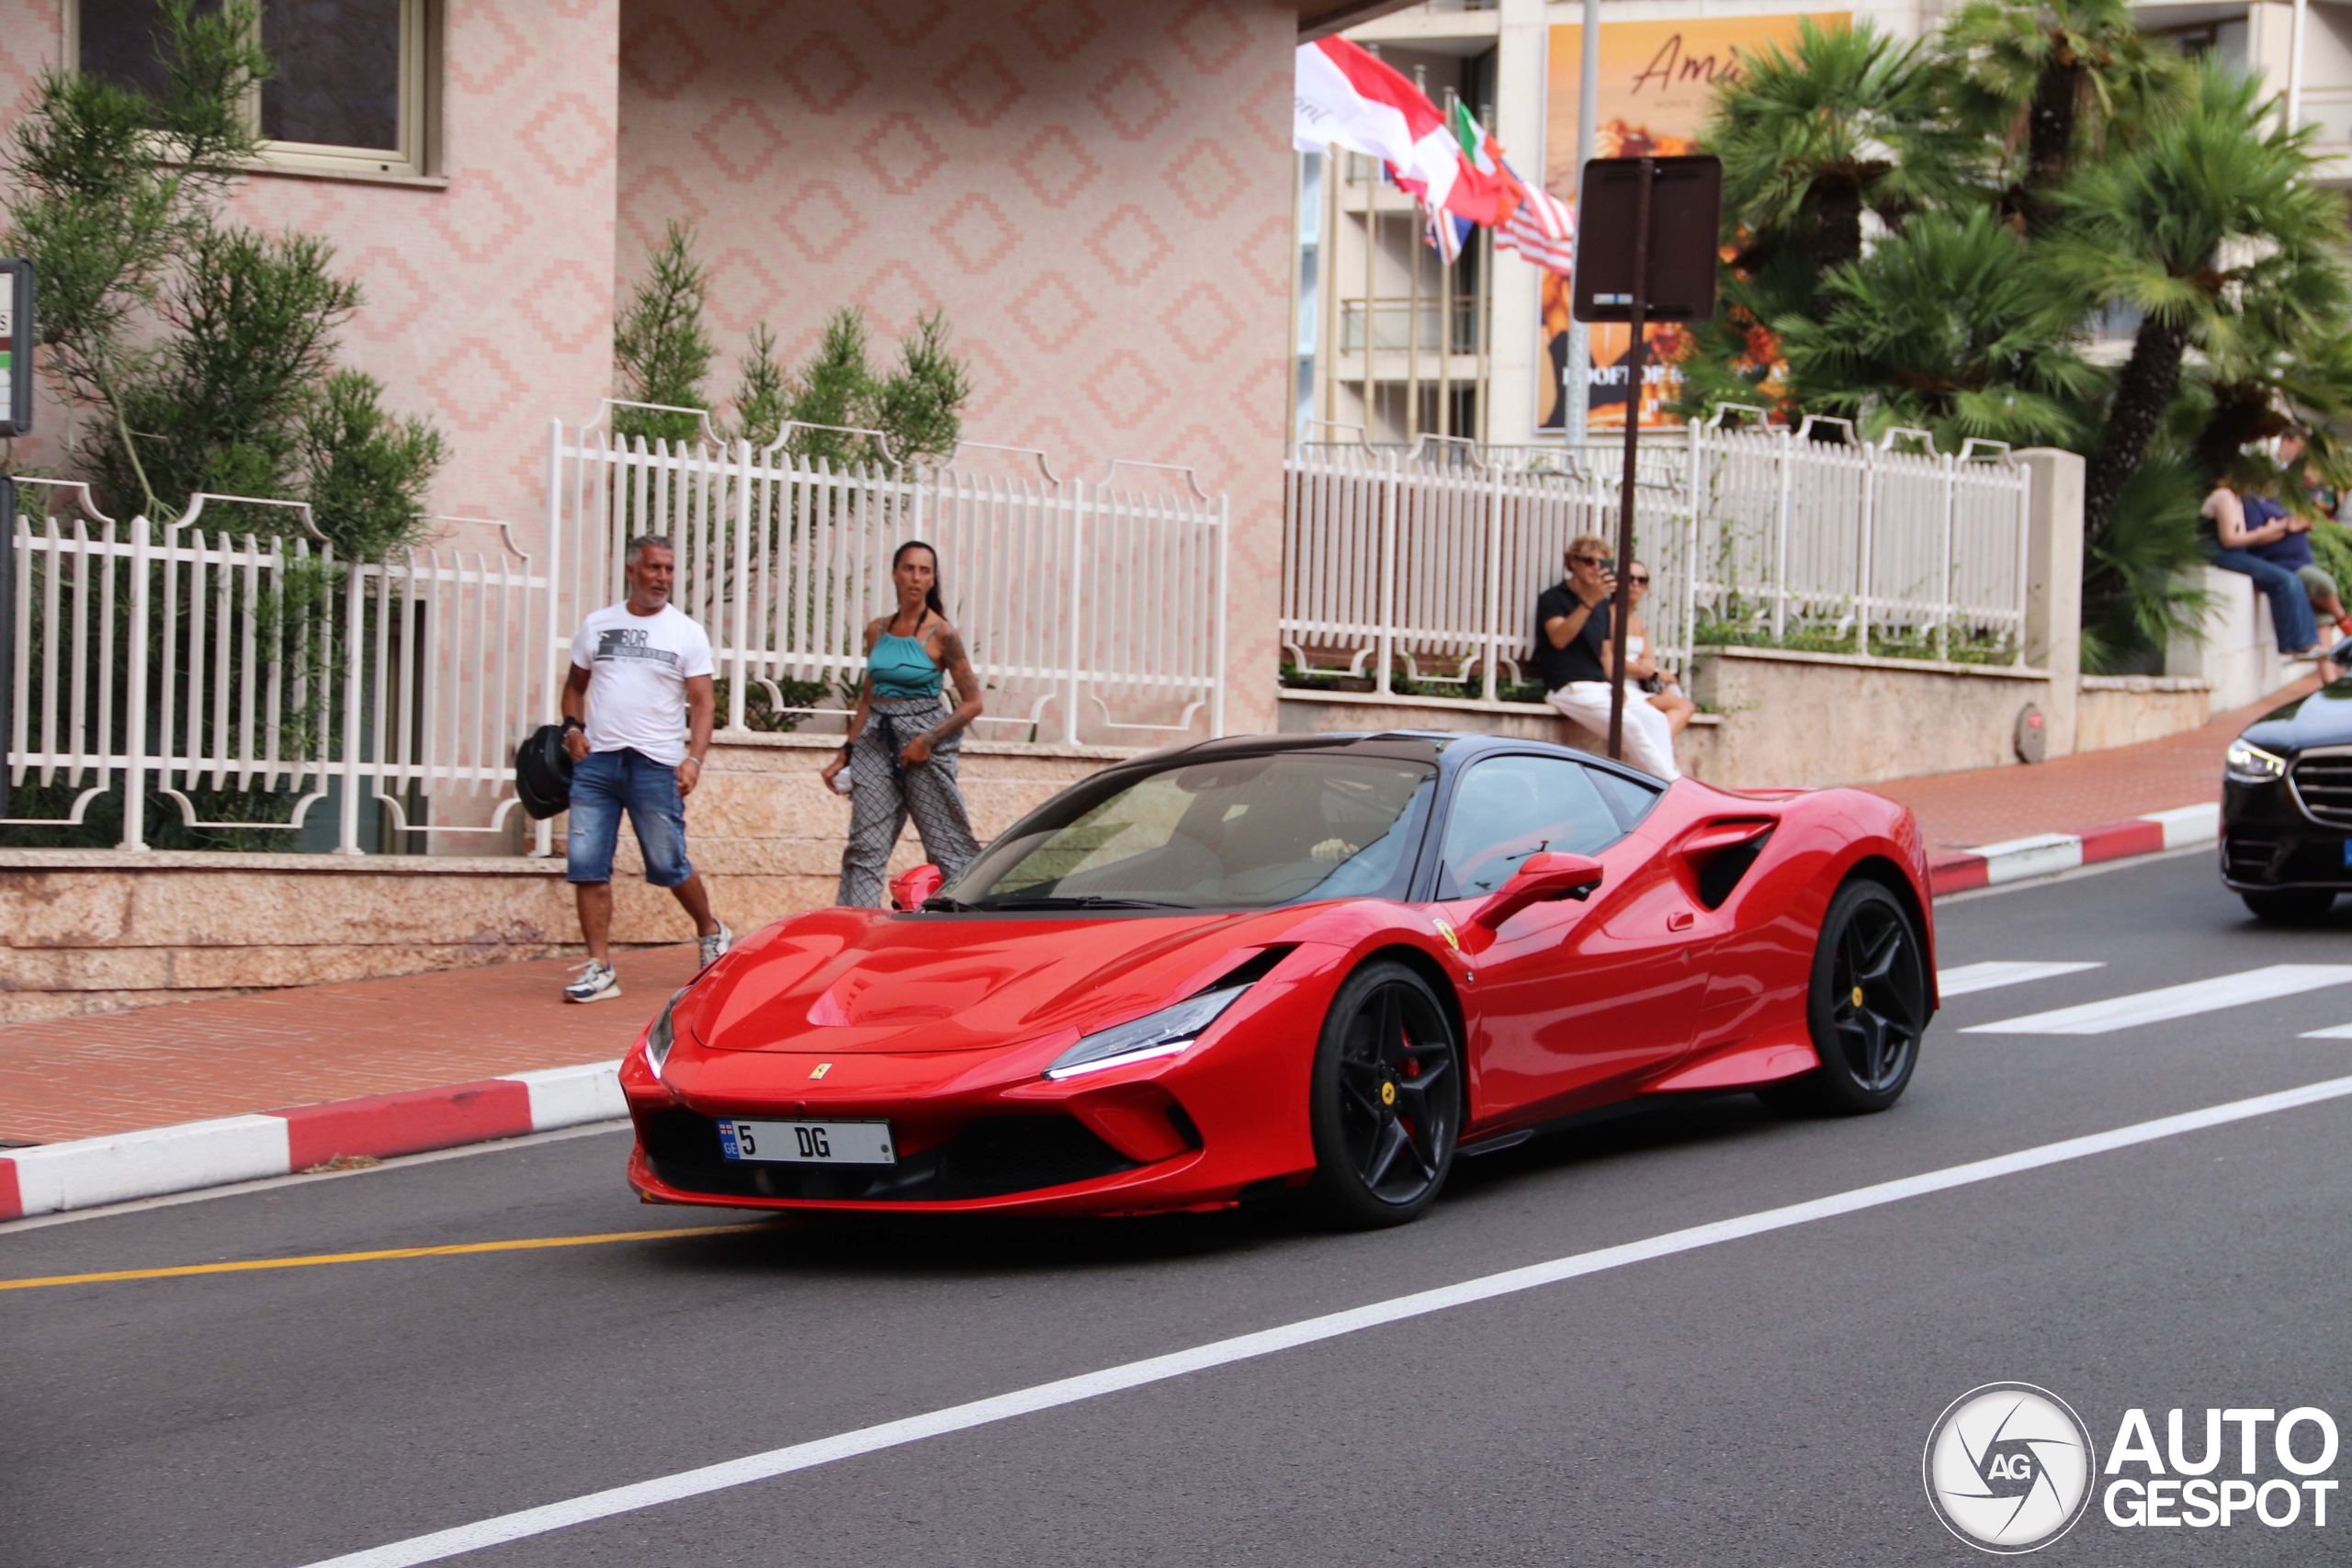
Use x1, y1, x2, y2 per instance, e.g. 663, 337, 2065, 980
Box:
1707, 19, 1978, 299
1941, 0, 2189, 221
1774, 207, 2101, 450
2052, 66, 2352, 539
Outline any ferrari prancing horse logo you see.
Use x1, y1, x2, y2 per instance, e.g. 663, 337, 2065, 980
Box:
809, 1063, 832, 1079
1432, 916, 1460, 953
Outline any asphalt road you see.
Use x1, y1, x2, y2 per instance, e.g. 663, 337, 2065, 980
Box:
8, 848, 2352, 1567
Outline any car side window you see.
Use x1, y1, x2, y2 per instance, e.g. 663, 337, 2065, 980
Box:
1584, 764, 1664, 830
1436, 755, 1628, 899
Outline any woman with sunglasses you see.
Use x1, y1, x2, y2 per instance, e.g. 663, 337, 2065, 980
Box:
1534, 536, 1681, 779
1625, 561, 1697, 736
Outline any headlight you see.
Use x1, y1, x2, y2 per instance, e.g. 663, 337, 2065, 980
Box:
2226, 739, 2288, 784
1045, 986, 1247, 1080
643, 987, 687, 1077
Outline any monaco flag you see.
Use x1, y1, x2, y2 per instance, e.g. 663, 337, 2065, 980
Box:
1293, 38, 1458, 213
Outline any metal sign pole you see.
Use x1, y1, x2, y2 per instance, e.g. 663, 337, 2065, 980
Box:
1605, 159, 1653, 762
0, 475, 14, 821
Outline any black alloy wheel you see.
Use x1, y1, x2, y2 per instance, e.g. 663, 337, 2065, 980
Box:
1764, 879, 1929, 1117
1306, 961, 1463, 1228
2242, 887, 2337, 924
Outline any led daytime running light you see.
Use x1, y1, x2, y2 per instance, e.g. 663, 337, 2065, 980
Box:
1045, 985, 1247, 1081
644, 987, 687, 1077
2225, 739, 2287, 784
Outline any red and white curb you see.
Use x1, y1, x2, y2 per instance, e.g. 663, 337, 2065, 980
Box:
1928, 802, 2219, 896
0, 1060, 625, 1222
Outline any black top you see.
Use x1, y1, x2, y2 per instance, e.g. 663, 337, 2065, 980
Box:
1534, 581, 1611, 690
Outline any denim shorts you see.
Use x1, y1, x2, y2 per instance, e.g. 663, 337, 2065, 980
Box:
566, 747, 694, 887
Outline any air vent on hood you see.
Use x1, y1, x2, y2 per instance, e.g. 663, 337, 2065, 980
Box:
1198, 945, 1296, 994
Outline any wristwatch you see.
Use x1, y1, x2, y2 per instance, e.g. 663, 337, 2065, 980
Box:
561, 716, 584, 733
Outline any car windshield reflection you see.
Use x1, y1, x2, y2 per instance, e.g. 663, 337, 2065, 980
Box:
946, 753, 1438, 911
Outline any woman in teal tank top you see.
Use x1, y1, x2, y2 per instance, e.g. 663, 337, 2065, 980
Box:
821, 540, 987, 907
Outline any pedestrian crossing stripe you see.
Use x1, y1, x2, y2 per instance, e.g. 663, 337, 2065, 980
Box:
1936, 961, 2104, 998
1965, 964, 2352, 1035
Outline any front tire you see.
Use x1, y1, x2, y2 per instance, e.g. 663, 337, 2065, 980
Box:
1763, 879, 1929, 1117
1306, 962, 1462, 1228
2242, 887, 2336, 924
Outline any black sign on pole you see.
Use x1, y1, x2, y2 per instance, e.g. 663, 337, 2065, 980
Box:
0, 258, 32, 439
1571, 155, 1720, 767
0, 474, 14, 822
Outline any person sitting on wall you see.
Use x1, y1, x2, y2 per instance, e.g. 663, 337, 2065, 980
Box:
2253, 428, 2352, 639
1625, 558, 1697, 736
1535, 536, 1682, 781
2202, 467, 2324, 660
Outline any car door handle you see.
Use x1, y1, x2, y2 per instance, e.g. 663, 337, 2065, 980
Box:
1667, 909, 1695, 931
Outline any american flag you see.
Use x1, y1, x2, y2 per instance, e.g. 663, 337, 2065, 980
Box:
1494, 158, 1574, 276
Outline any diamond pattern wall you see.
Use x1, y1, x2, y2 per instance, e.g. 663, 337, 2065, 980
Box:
616, 0, 1294, 731
0, 0, 620, 533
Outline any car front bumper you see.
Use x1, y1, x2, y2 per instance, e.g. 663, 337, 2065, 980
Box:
2222, 777, 2352, 889
617, 969, 1331, 1217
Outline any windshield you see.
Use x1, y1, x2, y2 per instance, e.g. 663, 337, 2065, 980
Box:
945, 752, 1438, 910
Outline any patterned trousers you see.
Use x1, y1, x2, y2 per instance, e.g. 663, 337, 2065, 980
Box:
835, 697, 984, 908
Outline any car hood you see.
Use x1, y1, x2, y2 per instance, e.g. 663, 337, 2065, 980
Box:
2242, 679, 2352, 754
684, 907, 1296, 1055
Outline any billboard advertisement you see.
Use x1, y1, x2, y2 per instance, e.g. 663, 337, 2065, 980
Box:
1539, 14, 1842, 432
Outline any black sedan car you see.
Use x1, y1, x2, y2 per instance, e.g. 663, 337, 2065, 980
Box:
2222, 665, 2352, 920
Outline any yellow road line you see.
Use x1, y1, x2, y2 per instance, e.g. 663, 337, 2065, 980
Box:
0, 1223, 775, 1292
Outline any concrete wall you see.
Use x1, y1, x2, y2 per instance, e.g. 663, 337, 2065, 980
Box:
2167, 565, 2305, 715
0, 732, 1134, 1023
613, 0, 1298, 733
0, 0, 622, 529
2076, 676, 2211, 753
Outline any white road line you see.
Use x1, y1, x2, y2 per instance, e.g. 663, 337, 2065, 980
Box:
1962, 964, 2352, 1035
293, 1072, 2352, 1568
2301, 1023, 2352, 1039
1937, 961, 2105, 998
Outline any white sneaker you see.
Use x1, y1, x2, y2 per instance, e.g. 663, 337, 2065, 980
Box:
564, 959, 619, 1003
698, 922, 734, 970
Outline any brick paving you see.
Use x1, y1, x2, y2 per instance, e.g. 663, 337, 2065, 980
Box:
0, 945, 698, 1146
0, 682, 2311, 1148
1864, 679, 2315, 852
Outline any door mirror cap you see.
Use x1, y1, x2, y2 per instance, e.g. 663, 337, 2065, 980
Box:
1472, 851, 1606, 930
889, 863, 944, 911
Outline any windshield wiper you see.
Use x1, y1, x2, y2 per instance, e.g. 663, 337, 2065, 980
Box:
983, 895, 1194, 911
919, 895, 981, 911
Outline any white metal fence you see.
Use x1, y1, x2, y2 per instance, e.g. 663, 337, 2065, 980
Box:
4, 416, 1228, 853
547, 413, 1228, 748
1282, 411, 2033, 700
4, 483, 544, 853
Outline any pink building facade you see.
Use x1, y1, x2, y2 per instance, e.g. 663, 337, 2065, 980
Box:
0, 0, 1391, 734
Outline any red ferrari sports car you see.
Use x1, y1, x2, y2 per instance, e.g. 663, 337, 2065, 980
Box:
622, 731, 1939, 1227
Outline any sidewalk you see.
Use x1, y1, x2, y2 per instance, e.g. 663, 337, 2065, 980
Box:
1863, 678, 2312, 852
0, 681, 2297, 1168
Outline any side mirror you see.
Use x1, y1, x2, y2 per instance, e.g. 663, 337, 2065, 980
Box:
889, 863, 944, 911
1472, 851, 1605, 930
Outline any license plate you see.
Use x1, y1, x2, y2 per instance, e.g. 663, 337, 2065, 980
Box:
717, 1118, 894, 1166
2342, 840, 2352, 867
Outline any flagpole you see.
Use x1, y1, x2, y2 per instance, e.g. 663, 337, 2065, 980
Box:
1563, 0, 1600, 451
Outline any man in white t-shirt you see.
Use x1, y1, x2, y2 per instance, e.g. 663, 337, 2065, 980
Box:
559, 535, 730, 1002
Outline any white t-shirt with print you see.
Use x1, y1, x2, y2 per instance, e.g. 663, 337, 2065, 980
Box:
570, 602, 714, 765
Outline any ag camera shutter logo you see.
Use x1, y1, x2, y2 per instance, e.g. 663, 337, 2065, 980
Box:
1924, 1382, 2098, 1553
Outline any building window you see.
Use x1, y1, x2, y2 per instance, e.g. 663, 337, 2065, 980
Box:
74, 0, 435, 180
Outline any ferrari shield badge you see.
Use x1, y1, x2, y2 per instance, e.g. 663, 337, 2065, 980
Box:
808, 1063, 832, 1079
1431, 916, 1460, 953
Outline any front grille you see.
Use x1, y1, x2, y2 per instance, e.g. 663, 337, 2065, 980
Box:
2291, 753, 2352, 826
641, 1110, 1136, 1202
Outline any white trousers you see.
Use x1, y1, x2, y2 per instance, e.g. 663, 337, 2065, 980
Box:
1545, 682, 1682, 781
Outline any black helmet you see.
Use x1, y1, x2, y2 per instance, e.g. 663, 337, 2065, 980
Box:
514, 724, 574, 819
